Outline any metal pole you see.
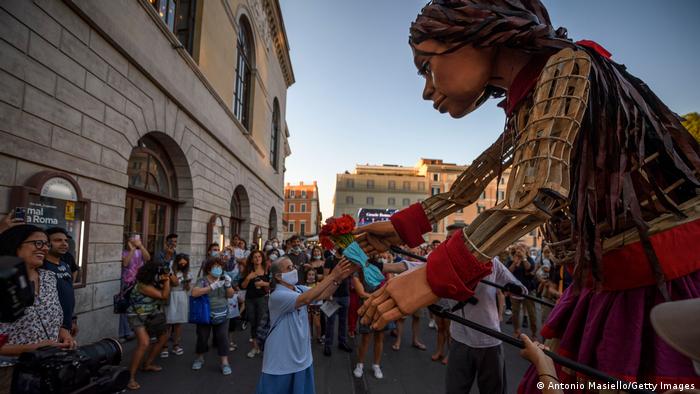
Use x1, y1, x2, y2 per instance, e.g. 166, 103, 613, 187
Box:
428, 305, 655, 394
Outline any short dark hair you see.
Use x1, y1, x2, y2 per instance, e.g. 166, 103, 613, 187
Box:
46, 227, 70, 238
202, 256, 224, 275
289, 235, 300, 243
166, 233, 178, 242
0, 224, 46, 256
207, 243, 219, 253
136, 262, 160, 284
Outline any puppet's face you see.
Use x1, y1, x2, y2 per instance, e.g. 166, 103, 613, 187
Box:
413, 40, 495, 118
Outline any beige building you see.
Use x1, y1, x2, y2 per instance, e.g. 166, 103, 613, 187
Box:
0, 0, 293, 341
283, 181, 321, 238
333, 164, 427, 218
333, 159, 540, 247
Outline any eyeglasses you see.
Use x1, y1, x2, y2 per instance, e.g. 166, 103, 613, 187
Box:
22, 240, 50, 249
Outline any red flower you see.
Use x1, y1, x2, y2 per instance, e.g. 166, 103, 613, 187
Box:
336, 215, 356, 234
320, 217, 337, 236
320, 236, 335, 251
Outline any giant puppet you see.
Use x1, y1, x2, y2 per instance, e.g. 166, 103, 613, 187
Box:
355, 0, 700, 388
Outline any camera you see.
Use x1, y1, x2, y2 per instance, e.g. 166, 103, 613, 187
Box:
0, 256, 34, 323
11, 338, 129, 394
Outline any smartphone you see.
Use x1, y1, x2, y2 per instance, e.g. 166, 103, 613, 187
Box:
13, 207, 26, 222
131, 234, 140, 241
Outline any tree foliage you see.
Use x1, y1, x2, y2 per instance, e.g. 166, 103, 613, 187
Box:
682, 112, 700, 142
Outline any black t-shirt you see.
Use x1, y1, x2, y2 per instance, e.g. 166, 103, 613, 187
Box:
245, 272, 270, 300
548, 264, 573, 291
324, 256, 349, 297
287, 250, 308, 269
42, 258, 76, 329
506, 256, 537, 291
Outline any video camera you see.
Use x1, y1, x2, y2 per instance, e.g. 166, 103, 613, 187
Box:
0, 256, 34, 324
1, 256, 128, 393
11, 338, 129, 394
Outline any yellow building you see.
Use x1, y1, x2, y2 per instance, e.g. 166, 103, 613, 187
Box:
333, 159, 541, 248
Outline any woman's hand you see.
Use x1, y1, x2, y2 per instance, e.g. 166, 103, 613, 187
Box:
519, 334, 556, 373
59, 328, 77, 349
353, 221, 402, 254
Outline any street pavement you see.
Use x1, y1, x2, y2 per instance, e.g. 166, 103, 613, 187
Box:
121, 312, 532, 394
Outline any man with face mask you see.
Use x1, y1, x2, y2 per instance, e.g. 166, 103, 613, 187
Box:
286, 235, 308, 270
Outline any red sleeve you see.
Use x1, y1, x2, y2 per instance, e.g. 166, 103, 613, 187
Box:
389, 203, 432, 248
425, 230, 493, 301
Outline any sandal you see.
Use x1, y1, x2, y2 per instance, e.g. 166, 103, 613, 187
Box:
441, 356, 449, 365
127, 380, 141, 390
142, 364, 162, 372
391, 343, 400, 351
412, 342, 427, 351
431, 353, 443, 361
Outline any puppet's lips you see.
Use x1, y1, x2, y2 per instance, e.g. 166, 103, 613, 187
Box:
433, 96, 446, 110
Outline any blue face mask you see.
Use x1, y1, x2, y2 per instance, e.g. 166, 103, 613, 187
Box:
210, 266, 223, 277
211, 251, 220, 257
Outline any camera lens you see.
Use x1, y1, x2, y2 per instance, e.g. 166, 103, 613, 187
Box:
77, 338, 123, 367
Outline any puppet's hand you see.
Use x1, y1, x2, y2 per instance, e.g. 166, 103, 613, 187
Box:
358, 265, 438, 330
353, 221, 402, 254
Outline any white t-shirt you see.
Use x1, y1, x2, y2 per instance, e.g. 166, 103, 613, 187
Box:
450, 258, 527, 348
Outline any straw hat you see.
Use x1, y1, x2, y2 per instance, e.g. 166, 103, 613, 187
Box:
650, 298, 700, 375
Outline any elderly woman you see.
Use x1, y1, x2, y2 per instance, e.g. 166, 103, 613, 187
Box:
0, 225, 73, 393
255, 256, 353, 394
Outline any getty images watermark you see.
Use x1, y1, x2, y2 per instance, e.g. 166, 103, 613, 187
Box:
536, 381, 697, 392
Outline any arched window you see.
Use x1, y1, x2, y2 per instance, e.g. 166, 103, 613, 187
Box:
124, 136, 178, 256
268, 207, 277, 239
231, 185, 250, 241
270, 99, 280, 170
234, 16, 254, 130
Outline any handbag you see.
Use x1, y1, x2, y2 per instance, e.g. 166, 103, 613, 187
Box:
188, 294, 210, 325
113, 283, 135, 314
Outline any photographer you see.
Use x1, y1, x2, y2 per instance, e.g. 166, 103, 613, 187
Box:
0, 225, 72, 393
191, 257, 234, 375
154, 234, 178, 270
126, 262, 170, 390
120, 235, 150, 342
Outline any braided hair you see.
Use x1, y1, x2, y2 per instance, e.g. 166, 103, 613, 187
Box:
410, 0, 700, 285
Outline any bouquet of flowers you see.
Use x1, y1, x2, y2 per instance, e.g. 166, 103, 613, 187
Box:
319, 215, 384, 288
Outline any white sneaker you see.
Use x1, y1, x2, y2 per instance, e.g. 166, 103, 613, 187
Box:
353, 363, 364, 378
428, 319, 436, 329
505, 309, 513, 316
247, 349, 257, 358
372, 364, 383, 379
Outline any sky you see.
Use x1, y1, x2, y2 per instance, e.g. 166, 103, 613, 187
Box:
278, 0, 700, 221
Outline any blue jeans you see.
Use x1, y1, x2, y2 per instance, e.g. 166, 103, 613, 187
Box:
324, 296, 349, 347
118, 313, 133, 338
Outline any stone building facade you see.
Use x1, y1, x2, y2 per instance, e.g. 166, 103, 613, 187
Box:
333, 159, 540, 247
282, 181, 321, 238
0, 0, 294, 342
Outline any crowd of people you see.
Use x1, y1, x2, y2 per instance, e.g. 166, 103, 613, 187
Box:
1, 211, 697, 394
110, 222, 572, 391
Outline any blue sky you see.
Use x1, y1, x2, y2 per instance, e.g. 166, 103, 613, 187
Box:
278, 0, 700, 220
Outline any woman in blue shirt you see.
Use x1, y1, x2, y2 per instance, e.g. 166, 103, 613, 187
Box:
256, 255, 353, 394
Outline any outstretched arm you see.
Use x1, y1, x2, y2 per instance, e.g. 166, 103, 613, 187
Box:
360, 48, 592, 329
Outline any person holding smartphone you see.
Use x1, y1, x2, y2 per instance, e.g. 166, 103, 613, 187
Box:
155, 234, 178, 271
162, 254, 190, 357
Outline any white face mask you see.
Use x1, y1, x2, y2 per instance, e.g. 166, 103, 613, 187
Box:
270, 253, 279, 260
378, 258, 388, 264
264, 245, 273, 251
280, 269, 298, 286
313, 255, 322, 260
